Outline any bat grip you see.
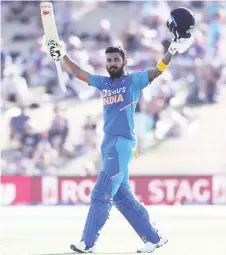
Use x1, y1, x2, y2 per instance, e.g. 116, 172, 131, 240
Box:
55, 61, 66, 93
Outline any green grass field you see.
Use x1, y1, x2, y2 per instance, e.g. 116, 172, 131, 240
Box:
0, 205, 226, 255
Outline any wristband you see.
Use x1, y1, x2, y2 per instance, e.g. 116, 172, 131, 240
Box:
157, 60, 169, 72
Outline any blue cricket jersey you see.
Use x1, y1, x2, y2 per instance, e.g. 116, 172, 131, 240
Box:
88, 71, 150, 140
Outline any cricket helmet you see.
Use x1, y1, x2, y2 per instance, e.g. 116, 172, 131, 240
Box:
166, 7, 195, 39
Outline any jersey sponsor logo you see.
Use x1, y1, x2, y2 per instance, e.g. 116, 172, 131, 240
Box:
103, 87, 126, 97
102, 87, 126, 106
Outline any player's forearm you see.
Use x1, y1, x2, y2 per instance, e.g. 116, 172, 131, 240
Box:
162, 50, 174, 65
63, 55, 82, 77
148, 51, 173, 81
63, 55, 89, 83
63, 55, 90, 83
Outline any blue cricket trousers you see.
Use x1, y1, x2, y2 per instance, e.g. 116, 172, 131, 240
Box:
100, 134, 136, 196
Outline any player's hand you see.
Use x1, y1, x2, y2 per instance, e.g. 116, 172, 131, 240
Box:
168, 36, 193, 55
42, 36, 66, 61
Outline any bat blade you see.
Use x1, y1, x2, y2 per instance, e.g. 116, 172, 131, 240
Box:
55, 62, 66, 93
40, 2, 66, 93
40, 2, 59, 42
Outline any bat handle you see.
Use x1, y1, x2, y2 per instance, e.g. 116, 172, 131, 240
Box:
55, 61, 66, 93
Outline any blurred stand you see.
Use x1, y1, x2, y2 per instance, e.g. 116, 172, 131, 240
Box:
1, 1, 226, 176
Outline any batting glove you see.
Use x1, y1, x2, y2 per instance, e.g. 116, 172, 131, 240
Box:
42, 35, 66, 61
168, 36, 193, 55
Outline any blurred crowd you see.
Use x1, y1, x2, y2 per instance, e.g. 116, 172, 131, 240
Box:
1, 1, 226, 176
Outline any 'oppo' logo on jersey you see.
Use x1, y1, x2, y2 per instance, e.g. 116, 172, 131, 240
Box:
102, 87, 126, 97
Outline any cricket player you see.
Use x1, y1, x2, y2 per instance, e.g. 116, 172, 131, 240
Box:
44, 7, 195, 253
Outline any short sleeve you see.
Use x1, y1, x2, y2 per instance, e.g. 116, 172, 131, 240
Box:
131, 70, 150, 91
88, 73, 105, 90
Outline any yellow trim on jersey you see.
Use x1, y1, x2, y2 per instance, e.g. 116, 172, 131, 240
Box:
134, 145, 139, 159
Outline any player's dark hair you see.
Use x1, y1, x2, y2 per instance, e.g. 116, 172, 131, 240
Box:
105, 46, 126, 60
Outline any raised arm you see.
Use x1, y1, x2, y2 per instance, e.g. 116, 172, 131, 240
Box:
148, 35, 194, 83
147, 35, 194, 83
63, 55, 89, 84
148, 7, 195, 82
43, 38, 90, 84
148, 50, 173, 82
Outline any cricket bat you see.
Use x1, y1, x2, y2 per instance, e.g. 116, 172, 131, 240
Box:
40, 2, 66, 93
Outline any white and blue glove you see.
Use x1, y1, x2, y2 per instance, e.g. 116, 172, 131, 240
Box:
168, 36, 193, 55
42, 36, 66, 61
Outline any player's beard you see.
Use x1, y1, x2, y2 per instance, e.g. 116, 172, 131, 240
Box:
107, 65, 124, 79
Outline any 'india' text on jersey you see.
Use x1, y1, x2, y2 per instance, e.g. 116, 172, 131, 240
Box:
88, 71, 150, 140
